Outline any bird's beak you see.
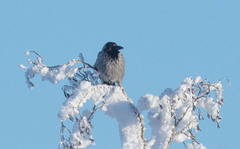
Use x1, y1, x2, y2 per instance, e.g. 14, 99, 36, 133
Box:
115, 45, 124, 50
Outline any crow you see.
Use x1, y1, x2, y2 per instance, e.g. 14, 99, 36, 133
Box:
94, 42, 125, 87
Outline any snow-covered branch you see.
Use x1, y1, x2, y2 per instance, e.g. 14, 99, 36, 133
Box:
137, 77, 225, 149
21, 51, 227, 149
20, 51, 96, 89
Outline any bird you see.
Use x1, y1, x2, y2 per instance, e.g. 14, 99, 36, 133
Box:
94, 42, 125, 87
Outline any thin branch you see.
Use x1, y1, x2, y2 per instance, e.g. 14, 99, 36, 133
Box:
183, 132, 200, 145
218, 76, 231, 87
167, 127, 176, 149
175, 121, 193, 137
121, 87, 146, 149
88, 102, 105, 121
167, 106, 191, 149
48, 59, 96, 70
28, 50, 97, 70
176, 106, 191, 127
28, 50, 42, 59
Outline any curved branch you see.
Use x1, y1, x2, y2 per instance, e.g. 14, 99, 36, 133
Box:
121, 88, 146, 149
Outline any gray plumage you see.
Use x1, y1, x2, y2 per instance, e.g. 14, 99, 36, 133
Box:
94, 42, 125, 86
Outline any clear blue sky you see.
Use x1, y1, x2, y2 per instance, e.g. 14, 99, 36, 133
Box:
0, 0, 239, 148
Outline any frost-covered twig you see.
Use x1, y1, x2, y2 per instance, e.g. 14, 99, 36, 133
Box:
167, 106, 191, 148
183, 131, 200, 145
59, 121, 71, 149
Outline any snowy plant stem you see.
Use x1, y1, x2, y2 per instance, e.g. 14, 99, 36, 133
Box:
167, 106, 191, 149
121, 88, 146, 149
183, 132, 200, 145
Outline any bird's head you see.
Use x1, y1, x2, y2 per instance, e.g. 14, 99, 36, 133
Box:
102, 42, 123, 53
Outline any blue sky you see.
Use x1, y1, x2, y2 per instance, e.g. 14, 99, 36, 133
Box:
0, 0, 240, 148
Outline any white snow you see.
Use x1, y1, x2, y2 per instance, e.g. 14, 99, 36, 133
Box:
194, 76, 202, 84
59, 83, 144, 149
195, 97, 219, 119
21, 52, 225, 149
58, 81, 93, 121
70, 116, 95, 148
186, 142, 206, 149
19, 64, 28, 69
21, 52, 80, 87
174, 133, 190, 143
102, 87, 144, 149
137, 76, 223, 148
26, 51, 30, 56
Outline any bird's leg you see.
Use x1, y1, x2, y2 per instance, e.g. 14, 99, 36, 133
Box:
117, 81, 121, 87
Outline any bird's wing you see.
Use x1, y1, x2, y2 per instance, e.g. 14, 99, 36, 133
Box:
117, 53, 125, 86
94, 51, 105, 71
